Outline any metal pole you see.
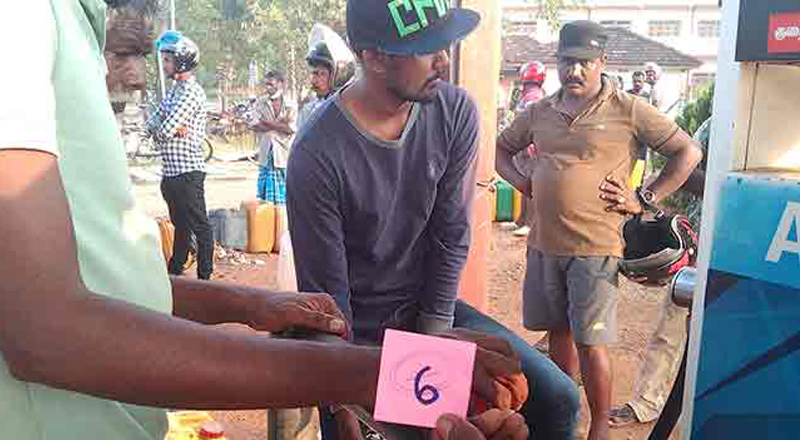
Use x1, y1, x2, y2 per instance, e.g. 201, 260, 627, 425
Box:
158, 51, 167, 100
170, 0, 176, 30
157, 0, 176, 100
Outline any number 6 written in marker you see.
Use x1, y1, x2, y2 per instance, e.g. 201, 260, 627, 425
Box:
414, 366, 440, 406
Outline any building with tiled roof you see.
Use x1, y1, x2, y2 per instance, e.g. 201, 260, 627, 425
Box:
499, 0, 719, 116
503, 28, 702, 74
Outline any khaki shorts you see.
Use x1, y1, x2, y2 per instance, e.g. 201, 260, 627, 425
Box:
522, 248, 620, 345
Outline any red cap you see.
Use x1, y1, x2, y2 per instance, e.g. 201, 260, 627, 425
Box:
199, 421, 226, 439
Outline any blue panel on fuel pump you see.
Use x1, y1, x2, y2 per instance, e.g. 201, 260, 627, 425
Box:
692, 173, 800, 439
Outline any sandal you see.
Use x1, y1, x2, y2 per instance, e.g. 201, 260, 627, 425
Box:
609, 404, 639, 428
534, 335, 549, 354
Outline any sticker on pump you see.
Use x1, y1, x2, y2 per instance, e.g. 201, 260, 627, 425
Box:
768, 13, 800, 54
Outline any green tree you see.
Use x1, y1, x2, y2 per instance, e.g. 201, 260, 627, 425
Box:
525, 0, 586, 30
675, 83, 714, 138
250, 0, 347, 100
145, 0, 346, 104
106, 0, 164, 15
651, 82, 714, 214
144, 0, 575, 105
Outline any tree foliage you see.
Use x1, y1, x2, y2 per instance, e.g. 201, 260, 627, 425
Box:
651, 82, 714, 214
675, 83, 715, 138
135, 0, 574, 102
140, 0, 346, 102
525, 0, 586, 30
106, 0, 164, 16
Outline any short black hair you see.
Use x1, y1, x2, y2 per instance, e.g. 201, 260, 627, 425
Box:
265, 70, 286, 83
308, 59, 333, 72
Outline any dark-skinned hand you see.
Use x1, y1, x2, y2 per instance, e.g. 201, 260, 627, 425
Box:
246, 291, 348, 336
432, 410, 529, 440
435, 329, 529, 412
599, 174, 644, 215
334, 408, 364, 440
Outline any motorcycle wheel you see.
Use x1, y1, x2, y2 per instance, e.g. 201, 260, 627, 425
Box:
203, 139, 214, 162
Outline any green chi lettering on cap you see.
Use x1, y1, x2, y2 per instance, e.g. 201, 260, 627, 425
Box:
388, 0, 450, 39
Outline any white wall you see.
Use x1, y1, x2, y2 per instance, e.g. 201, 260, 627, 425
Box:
529, 6, 721, 61
744, 65, 800, 170
504, 0, 718, 8
504, 0, 721, 79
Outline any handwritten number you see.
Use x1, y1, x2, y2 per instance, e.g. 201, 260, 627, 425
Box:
414, 366, 440, 405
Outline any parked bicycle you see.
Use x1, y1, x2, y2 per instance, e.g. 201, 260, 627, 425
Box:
122, 122, 213, 164
205, 98, 258, 160
206, 110, 232, 143
120, 94, 214, 164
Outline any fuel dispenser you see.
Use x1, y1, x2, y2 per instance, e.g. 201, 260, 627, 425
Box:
679, 0, 800, 438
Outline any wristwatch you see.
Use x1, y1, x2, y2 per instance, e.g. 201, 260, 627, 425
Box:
637, 188, 656, 205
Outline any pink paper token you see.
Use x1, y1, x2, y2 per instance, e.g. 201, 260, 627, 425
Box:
373, 329, 477, 428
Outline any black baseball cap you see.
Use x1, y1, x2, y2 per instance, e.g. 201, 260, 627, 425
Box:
556, 20, 608, 60
346, 0, 480, 56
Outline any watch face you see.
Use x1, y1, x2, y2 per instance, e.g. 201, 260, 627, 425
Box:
640, 190, 655, 203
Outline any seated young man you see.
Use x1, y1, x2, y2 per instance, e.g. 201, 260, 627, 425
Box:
288, 1, 581, 439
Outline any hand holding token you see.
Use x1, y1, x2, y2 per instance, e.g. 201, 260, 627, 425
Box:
373, 330, 477, 428
436, 329, 528, 412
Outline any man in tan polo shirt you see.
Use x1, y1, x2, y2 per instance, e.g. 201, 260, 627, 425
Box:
496, 20, 702, 440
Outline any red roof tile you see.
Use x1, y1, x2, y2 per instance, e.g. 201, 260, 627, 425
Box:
503, 27, 703, 73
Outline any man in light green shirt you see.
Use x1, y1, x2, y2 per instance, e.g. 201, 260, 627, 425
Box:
0, 2, 529, 440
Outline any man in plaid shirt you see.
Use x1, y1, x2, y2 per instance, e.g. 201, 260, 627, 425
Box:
147, 32, 213, 280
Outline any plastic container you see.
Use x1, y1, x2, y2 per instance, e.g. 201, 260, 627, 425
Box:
209, 208, 248, 251
242, 201, 276, 253
276, 231, 298, 291
156, 218, 175, 266
199, 421, 226, 439
495, 180, 514, 222
273, 205, 288, 254
208, 209, 225, 244
490, 187, 497, 223
628, 158, 646, 189
512, 189, 523, 222
165, 411, 228, 440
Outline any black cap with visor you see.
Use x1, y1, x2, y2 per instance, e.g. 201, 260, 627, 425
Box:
346, 0, 480, 56
556, 20, 608, 61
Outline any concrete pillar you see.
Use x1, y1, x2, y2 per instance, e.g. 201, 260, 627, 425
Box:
455, 0, 502, 313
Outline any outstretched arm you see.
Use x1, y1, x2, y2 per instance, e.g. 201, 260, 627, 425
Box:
0, 150, 379, 410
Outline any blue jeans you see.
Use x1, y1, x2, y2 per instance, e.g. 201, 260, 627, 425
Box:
320, 300, 579, 440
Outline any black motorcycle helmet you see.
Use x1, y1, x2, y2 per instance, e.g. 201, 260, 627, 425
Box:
620, 212, 698, 286
157, 31, 199, 74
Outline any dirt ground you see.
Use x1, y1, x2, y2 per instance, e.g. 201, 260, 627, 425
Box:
187, 224, 679, 440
